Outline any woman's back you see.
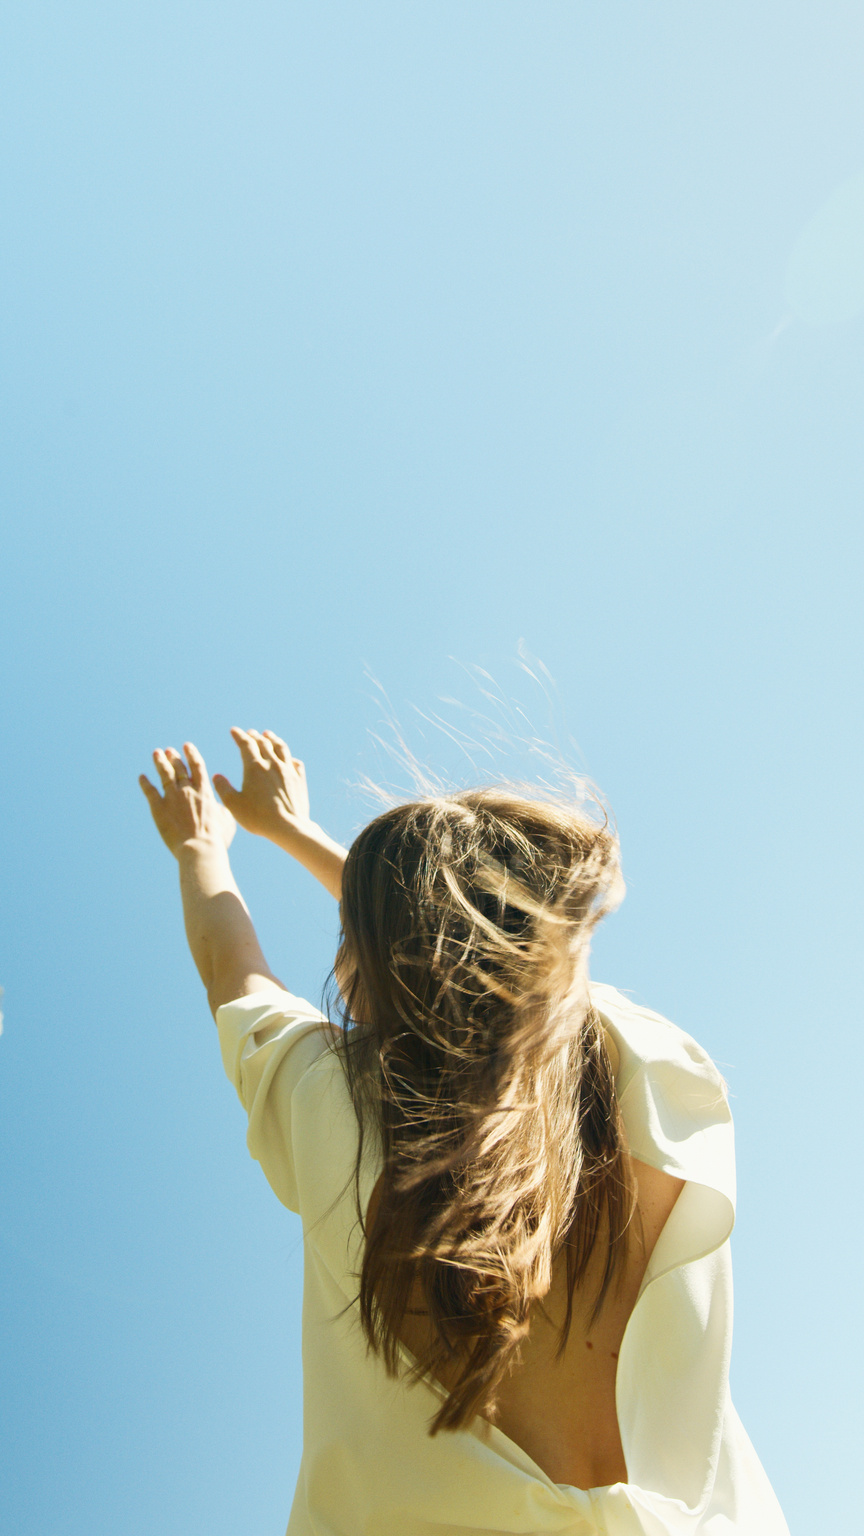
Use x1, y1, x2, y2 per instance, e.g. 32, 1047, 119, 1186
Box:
478, 1155, 684, 1491
215, 979, 790, 1534
386, 1153, 685, 1492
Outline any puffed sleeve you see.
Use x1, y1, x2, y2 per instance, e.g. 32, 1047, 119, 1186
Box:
216, 990, 333, 1213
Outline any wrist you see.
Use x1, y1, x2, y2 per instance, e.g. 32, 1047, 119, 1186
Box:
176, 834, 232, 865
272, 817, 347, 899
271, 814, 329, 852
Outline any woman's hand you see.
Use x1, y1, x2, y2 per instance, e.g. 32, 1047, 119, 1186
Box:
140, 743, 236, 858
213, 728, 347, 900
212, 728, 312, 843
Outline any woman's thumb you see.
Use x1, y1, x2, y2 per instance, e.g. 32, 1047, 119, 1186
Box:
212, 773, 238, 806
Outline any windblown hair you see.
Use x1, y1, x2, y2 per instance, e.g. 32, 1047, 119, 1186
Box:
333, 786, 633, 1434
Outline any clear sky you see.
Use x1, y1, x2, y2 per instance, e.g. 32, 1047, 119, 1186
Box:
1, 4, 862, 1532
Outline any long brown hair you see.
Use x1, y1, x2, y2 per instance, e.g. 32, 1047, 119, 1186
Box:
333, 786, 633, 1433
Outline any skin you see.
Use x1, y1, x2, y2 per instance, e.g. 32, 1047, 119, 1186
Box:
139, 728, 347, 1017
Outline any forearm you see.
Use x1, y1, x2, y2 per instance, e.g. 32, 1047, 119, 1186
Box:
177, 838, 284, 1015
268, 817, 348, 900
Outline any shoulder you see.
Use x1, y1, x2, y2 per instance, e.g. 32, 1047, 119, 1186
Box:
215, 989, 338, 1108
589, 981, 728, 1096
589, 981, 736, 1207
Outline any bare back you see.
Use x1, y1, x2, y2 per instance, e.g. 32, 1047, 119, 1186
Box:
367, 1025, 685, 1492
383, 1156, 683, 1490
484, 1156, 684, 1488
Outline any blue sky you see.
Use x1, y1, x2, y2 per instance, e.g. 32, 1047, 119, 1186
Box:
1, 4, 862, 1531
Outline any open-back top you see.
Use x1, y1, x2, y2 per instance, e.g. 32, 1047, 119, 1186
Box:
216, 982, 790, 1536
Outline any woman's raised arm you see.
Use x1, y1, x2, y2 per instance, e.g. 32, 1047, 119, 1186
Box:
139, 742, 288, 1018
211, 728, 347, 900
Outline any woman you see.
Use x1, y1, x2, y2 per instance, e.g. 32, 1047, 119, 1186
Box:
140, 727, 790, 1536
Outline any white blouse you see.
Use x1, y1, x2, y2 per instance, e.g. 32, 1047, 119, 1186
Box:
216, 981, 790, 1536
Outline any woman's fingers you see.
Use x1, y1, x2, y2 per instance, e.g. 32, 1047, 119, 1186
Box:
165, 747, 189, 782
183, 741, 207, 790
257, 731, 287, 765
255, 730, 305, 781
230, 727, 265, 768
263, 730, 289, 762
153, 748, 177, 789
249, 728, 274, 761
